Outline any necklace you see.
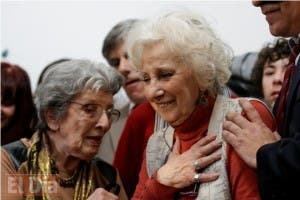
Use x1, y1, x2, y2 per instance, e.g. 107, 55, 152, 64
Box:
50, 159, 79, 188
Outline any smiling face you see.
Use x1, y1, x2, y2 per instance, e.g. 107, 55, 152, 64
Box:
252, 1, 300, 37
262, 57, 289, 108
47, 89, 113, 161
140, 43, 200, 127
108, 42, 146, 105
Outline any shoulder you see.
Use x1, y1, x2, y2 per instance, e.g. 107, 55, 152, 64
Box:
93, 157, 117, 180
129, 102, 155, 120
244, 98, 276, 131
2, 140, 28, 170
133, 102, 155, 114
1, 147, 17, 173
92, 157, 121, 194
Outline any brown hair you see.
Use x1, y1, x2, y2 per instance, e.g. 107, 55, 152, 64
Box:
251, 38, 290, 97
1, 62, 37, 145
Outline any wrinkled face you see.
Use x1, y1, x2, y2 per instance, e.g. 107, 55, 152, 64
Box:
1, 98, 16, 129
48, 89, 113, 161
108, 42, 146, 105
252, 1, 300, 37
262, 57, 289, 108
141, 43, 200, 127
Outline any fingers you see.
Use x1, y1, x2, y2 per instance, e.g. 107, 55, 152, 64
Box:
225, 111, 251, 130
192, 172, 219, 183
191, 135, 221, 156
87, 188, 118, 200
223, 120, 242, 137
196, 135, 217, 146
239, 99, 264, 125
194, 150, 222, 169
225, 99, 265, 130
222, 130, 239, 149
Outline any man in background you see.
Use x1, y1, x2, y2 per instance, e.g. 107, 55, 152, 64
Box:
98, 19, 146, 163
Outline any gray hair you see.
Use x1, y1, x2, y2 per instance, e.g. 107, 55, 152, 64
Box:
35, 59, 123, 131
127, 11, 233, 96
102, 19, 139, 60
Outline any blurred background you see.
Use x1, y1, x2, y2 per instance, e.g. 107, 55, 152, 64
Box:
1, 1, 274, 90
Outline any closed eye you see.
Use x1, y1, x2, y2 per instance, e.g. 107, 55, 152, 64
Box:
159, 72, 174, 78
82, 104, 98, 114
263, 70, 275, 76
158, 71, 174, 80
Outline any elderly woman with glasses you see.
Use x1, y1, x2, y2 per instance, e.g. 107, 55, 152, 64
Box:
127, 11, 276, 200
1, 59, 127, 200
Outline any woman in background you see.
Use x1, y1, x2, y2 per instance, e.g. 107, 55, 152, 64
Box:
1, 62, 37, 145
251, 38, 290, 108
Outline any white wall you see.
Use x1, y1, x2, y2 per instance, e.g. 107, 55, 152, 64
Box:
1, 1, 274, 90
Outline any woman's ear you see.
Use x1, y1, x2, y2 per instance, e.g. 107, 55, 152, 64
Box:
45, 110, 59, 131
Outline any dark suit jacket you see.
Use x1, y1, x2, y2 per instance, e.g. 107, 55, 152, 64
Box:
257, 54, 300, 200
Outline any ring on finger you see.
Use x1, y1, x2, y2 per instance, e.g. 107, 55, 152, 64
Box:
193, 173, 201, 183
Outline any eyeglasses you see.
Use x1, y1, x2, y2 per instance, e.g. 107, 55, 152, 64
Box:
69, 101, 120, 123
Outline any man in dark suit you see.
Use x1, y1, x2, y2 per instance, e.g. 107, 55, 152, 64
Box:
222, 1, 300, 199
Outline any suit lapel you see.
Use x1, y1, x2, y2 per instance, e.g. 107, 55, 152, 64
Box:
284, 60, 300, 134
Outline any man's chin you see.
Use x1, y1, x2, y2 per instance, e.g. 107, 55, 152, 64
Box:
269, 22, 292, 37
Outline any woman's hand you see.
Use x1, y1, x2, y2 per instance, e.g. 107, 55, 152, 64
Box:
156, 135, 222, 188
87, 188, 118, 200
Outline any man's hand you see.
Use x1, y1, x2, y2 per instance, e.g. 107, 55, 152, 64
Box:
222, 99, 280, 168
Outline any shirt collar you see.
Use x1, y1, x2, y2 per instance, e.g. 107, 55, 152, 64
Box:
289, 36, 300, 65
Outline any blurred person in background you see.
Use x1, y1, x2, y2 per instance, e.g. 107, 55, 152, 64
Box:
1, 62, 37, 145
227, 52, 258, 97
99, 19, 147, 164
37, 58, 71, 85
251, 38, 290, 108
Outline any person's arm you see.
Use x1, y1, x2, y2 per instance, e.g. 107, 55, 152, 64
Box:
116, 171, 128, 200
1, 148, 22, 200
256, 135, 300, 199
131, 153, 179, 200
227, 99, 277, 200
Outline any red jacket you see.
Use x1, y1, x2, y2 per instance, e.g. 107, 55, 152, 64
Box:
114, 102, 156, 198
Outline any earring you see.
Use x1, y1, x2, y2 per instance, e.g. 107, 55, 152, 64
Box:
198, 92, 208, 106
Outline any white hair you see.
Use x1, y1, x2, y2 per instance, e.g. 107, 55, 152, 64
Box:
127, 10, 233, 96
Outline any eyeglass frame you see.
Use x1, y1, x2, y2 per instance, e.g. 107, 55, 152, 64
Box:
68, 101, 120, 123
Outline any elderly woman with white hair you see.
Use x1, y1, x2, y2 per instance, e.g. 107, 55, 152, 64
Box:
1, 59, 127, 200
127, 11, 276, 200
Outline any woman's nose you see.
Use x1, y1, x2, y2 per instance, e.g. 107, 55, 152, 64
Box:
118, 57, 131, 77
273, 70, 284, 85
95, 112, 110, 133
145, 80, 164, 102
